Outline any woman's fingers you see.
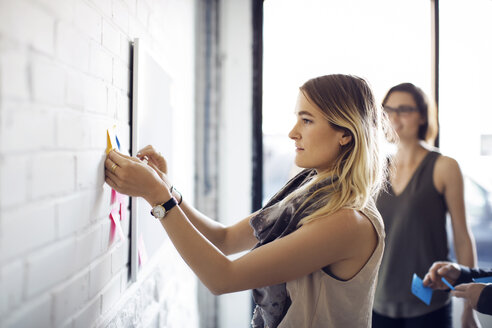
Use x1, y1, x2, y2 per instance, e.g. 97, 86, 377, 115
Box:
105, 156, 121, 176
424, 262, 445, 286
136, 146, 167, 173
105, 174, 118, 190
105, 167, 120, 185
137, 145, 157, 158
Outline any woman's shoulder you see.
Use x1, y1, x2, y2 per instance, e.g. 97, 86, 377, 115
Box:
433, 153, 463, 191
434, 154, 461, 173
308, 208, 377, 238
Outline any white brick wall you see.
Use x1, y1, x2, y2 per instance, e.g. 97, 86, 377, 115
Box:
0, 0, 197, 327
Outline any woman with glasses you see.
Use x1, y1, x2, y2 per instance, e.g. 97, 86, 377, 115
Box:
372, 83, 479, 328
105, 74, 388, 327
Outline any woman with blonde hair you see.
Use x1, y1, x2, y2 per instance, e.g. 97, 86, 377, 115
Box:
105, 74, 388, 327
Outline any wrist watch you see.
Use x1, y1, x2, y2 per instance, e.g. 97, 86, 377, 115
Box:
151, 197, 178, 219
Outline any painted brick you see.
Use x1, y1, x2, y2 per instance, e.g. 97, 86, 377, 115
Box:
89, 253, 112, 298
56, 111, 92, 149
75, 224, 103, 271
0, 203, 56, 262
113, 58, 130, 92
101, 274, 121, 314
0, 47, 29, 100
136, 0, 150, 28
31, 152, 76, 199
84, 77, 108, 114
53, 271, 90, 326
57, 192, 92, 238
0, 260, 24, 317
3, 295, 51, 328
0, 155, 28, 208
113, 0, 130, 34
111, 239, 129, 274
116, 91, 130, 123
76, 151, 106, 190
25, 238, 77, 298
89, 0, 112, 18
107, 86, 118, 118
88, 183, 113, 221
56, 21, 91, 72
90, 119, 116, 150
102, 20, 121, 55
89, 42, 113, 82
101, 216, 113, 250
73, 295, 101, 328
74, 0, 102, 42
32, 0, 76, 21
129, 16, 147, 41
0, 0, 55, 55
0, 103, 56, 153
119, 266, 130, 294
31, 56, 66, 106
66, 70, 87, 110
123, 0, 137, 15
120, 34, 131, 66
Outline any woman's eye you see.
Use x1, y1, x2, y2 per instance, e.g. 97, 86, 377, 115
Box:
302, 118, 312, 124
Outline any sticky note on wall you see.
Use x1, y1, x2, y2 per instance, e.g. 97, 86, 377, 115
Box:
106, 126, 118, 154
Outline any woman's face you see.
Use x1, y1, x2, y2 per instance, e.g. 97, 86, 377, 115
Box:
384, 91, 425, 141
288, 91, 350, 173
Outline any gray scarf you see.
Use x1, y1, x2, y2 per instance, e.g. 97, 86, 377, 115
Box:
250, 169, 334, 327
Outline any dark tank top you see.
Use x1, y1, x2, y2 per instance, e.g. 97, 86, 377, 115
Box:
373, 151, 450, 318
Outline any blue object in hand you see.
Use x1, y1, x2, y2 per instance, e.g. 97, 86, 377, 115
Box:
441, 277, 455, 290
411, 273, 433, 306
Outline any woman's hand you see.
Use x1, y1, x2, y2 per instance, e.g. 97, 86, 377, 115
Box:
137, 145, 168, 177
105, 150, 170, 206
453, 283, 487, 310
423, 261, 461, 290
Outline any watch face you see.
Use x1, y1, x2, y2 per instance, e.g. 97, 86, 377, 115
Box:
152, 205, 166, 219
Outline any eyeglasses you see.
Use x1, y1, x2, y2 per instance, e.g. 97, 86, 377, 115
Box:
383, 105, 419, 115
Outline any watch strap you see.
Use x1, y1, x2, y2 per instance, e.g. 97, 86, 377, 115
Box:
162, 196, 178, 211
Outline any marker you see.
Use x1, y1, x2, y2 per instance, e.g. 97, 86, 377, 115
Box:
441, 277, 455, 290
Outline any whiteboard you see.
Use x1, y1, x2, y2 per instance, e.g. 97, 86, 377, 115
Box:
131, 38, 173, 280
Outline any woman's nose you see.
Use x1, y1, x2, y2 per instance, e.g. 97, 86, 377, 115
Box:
288, 124, 299, 140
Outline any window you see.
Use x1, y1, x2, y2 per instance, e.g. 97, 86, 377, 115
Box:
263, 0, 431, 203
439, 0, 492, 267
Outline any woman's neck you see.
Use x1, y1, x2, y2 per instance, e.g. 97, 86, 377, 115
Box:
395, 139, 427, 165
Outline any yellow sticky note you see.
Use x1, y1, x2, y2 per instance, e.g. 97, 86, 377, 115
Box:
106, 127, 118, 154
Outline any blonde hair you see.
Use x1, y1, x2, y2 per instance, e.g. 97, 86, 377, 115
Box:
291, 74, 389, 226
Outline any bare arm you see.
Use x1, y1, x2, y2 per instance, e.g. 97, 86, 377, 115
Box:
175, 196, 258, 255
136, 145, 258, 255
435, 156, 477, 268
156, 201, 375, 295
105, 150, 377, 295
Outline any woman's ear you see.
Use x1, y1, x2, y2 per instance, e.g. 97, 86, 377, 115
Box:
339, 132, 352, 146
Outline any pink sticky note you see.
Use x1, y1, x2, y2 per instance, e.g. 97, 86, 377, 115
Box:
138, 235, 148, 265
119, 202, 126, 221
111, 189, 117, 204
110, 207, 125, 240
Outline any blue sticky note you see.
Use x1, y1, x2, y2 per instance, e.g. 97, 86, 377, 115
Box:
473, 276, 492, 283
115, 135, 121, 150
441, 277, 455, 290
411, 273, 433, 305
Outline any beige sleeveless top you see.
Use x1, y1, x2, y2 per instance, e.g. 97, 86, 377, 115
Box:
278, 201, 385, 328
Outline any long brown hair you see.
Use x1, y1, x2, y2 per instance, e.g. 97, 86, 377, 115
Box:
292, 74, 389, 226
